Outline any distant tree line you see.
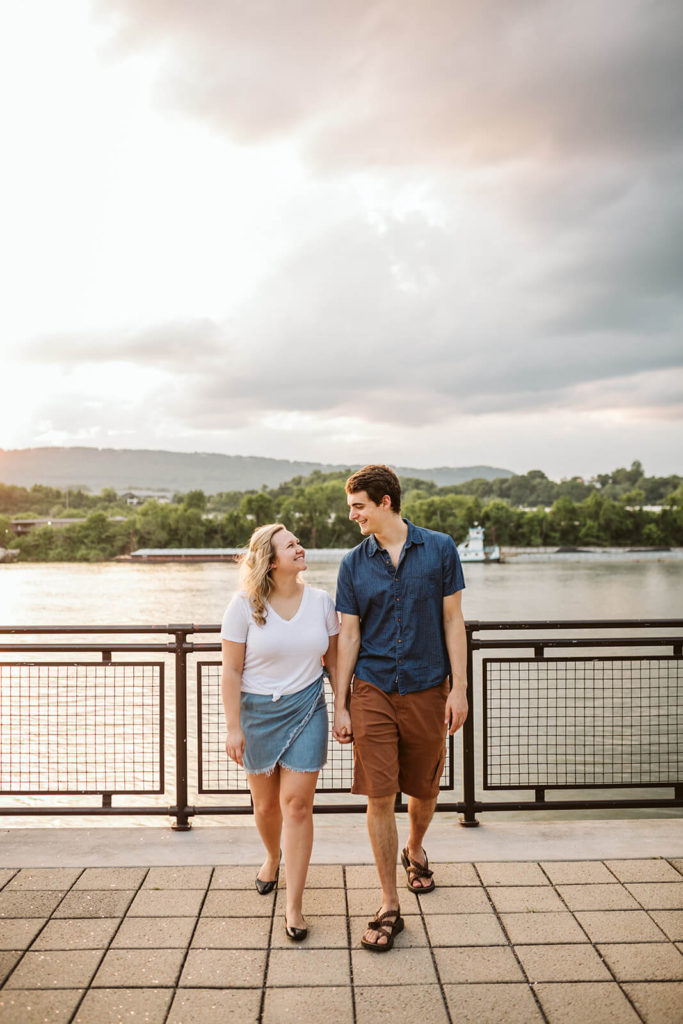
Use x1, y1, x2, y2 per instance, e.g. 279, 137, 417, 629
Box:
1, 461, 681, 561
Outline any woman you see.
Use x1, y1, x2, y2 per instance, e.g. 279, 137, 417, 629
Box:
221, 523, 340, 941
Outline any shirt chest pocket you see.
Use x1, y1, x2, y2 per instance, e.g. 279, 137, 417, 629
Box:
401, 566, 442, 600
358, 573, 394, 615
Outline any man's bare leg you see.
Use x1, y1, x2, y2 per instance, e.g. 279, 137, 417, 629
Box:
404, 795, 438, 890
363, 793, 400, 946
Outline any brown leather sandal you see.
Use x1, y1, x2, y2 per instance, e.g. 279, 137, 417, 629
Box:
401, 846, 435, 894
360, 907, 404, 952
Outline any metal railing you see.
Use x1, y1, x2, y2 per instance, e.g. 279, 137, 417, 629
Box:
0, 620, 681, 828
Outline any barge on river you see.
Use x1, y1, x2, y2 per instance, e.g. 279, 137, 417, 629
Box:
119, 547, 351, 563
457, 525, 501, 563
120, 548, 243, 563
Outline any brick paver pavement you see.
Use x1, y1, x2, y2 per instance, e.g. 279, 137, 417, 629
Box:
0, 859, 681, 1023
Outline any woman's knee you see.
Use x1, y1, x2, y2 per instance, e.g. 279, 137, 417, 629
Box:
280, 789, 313, 824
249, 779, 281, 819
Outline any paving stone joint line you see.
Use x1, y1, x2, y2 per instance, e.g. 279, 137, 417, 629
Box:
475, 861, 550, 1023
538, 860, 645, 1022
0, 859, 681, 1024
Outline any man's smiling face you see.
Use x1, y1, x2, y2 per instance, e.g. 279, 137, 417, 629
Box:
347, 490, 390, 536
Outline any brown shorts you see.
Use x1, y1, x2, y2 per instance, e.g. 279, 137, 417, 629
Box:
349, 678, 449, 799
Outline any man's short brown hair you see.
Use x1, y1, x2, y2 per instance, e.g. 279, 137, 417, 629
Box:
345, 464, 401, 514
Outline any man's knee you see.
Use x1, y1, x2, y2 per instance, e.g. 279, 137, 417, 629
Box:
409, 794, 438, 811
367, 793, 397, 817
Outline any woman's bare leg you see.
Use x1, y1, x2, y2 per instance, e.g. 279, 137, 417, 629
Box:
248, 769, 283, 882
279, 769, 318, 928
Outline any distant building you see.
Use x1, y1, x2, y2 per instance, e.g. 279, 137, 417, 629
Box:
117, 491, 172, 505
10, 516, 128, 536
9, 518, 87, 536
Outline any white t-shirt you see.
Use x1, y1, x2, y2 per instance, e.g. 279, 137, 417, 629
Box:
221, 586, 340, 698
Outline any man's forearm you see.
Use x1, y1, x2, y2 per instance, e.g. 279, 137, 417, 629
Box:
336, 633, 360, 705
444, 613, 467, 690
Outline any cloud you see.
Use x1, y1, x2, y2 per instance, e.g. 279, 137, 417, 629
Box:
84, 1, 683, 414
94, 0, 683, 169
22, 198, 683, 430
11, 0, 679, 478
21, 319, 230, 368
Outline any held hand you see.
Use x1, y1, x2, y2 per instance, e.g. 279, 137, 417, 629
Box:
445, 688, 468, 736
225, 728, 246, 766
332, 707, 353, 744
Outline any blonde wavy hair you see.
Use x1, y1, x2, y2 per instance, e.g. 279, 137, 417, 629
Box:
239, 523, 286, 626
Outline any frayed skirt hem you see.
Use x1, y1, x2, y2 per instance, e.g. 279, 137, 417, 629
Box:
245, 758, 327, 777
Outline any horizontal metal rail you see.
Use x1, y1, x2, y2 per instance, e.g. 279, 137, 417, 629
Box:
0, 620, 680, 828
472, 637, 681, 649
468, 618, 683, 629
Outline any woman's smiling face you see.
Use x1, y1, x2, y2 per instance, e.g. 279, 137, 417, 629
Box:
270, 529, 307, 573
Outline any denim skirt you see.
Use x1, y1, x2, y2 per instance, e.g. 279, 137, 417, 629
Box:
240, 675, 328, 775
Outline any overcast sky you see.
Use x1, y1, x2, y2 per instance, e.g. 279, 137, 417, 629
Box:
2, 0, 681, 479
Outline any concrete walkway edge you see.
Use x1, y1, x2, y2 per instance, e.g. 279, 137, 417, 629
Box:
1, 818, 682, 868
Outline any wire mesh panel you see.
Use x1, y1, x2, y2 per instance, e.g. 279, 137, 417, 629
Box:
0, 662, 164, 794
483, 657, 682, 789
197, 662, 452, 794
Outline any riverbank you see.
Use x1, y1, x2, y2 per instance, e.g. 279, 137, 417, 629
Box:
501, 547, 683, 563
7, 545, 680, 566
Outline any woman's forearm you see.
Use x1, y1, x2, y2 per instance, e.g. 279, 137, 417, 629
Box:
322, 635, 339, 697
221, 667, 243, 729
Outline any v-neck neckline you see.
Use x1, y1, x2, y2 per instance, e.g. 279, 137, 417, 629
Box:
267, 586, 307, 623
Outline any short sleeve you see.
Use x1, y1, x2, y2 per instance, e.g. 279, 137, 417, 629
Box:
442, 535, 466, 596
335, 556, 359, 615
323, 591, 340, 636
221, 593, 251, 642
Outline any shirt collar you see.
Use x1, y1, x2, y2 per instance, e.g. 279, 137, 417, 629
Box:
367, 519, 424, 556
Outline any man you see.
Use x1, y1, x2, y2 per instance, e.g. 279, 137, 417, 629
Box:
333, 464, 467, 952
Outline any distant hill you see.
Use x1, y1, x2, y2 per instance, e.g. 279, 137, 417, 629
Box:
0, 447, 513, 494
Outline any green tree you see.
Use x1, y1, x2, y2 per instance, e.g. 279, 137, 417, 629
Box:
183, 489, 208, 512
547, 497, 580, 545
577, 492, 634, 546
239, 492, 275, 524
403, 494, 469, 541
135, 501, 174, 548
641, 522, 664, 546
508, 470, 556, 507
0, 514, 13, 547
621, 488, 646, 507
218, 510, 250, 546
557, 476, 592, 503
173, 507, 210, 547
481, 500, 522, 545
13, 526, 56, 561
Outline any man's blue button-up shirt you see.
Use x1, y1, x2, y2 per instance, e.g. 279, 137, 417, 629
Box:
335, 520, 465, 694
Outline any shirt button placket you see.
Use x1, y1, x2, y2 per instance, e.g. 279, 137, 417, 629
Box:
396, 574, 402, 684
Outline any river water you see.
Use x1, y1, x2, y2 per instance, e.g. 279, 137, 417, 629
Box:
1, 558, 681, 825
1, 556, 682, 624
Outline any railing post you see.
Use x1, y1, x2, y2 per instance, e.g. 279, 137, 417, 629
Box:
172, 627, 192, 831
459, 624, 478, 827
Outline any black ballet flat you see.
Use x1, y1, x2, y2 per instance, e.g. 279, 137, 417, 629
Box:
255, 851, 281, 895
284, 917, 308, 942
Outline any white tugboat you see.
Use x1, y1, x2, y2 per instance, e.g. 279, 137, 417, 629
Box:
457, 524, 501, 563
